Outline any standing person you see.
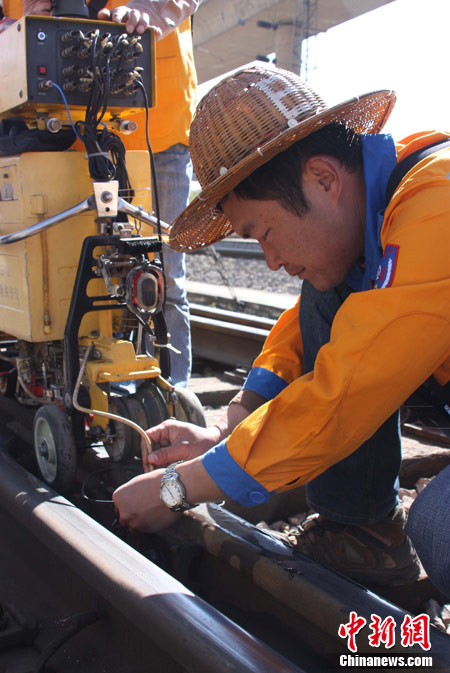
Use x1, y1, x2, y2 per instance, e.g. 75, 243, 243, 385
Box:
112, 65, 450, 595
97, 0, 200, 388
5, 0, 200, 387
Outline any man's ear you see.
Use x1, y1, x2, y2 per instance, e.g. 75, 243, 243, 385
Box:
303, 156, 343, 204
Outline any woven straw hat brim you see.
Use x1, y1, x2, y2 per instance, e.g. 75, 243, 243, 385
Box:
169, 89, 396, 252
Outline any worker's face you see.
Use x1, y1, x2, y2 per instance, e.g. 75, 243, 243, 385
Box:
220, 157, 364, 292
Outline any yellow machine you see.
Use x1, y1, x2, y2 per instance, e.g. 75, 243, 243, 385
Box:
0, 15, 204, 492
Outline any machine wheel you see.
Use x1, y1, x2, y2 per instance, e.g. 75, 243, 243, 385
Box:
135, 382, 170, 428
127, 394, 148, 430
107, 396, 142, 462
33, 405, 77, 494
0, 361, 16, 397
173, 387, 207, 427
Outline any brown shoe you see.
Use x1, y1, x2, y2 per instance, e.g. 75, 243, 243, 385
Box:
295, 506, 421, 586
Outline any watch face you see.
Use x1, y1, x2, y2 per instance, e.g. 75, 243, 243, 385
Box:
161, 479, 183, 508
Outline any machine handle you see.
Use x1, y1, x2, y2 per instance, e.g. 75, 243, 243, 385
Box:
0, 193, 170, 245
0, 195, 95, 245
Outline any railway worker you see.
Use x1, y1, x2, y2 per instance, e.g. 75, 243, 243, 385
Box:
7, 0, 200, 388
113, 64, 450, 595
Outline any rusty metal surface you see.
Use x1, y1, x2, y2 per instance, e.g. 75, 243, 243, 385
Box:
162, 503, 450, 670
0, 449, 307, 673
1, 419, 450, 671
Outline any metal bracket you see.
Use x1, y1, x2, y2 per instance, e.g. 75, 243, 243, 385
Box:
93, 181, 119, 218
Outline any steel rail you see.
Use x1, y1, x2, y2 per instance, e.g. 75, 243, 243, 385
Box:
190, 302, 276, 330
167, 503, 450, 668
192, 238, 265, 259
0, 450, 306, 673
189, 303, 274, 367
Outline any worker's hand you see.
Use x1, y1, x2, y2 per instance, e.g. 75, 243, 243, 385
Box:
141, 419, 222, 473
97, 6, 162, 36
113, 469, 180, 533
23, 0, 50, 15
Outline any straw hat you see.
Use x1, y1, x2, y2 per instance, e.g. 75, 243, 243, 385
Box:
169, 64, 395, 252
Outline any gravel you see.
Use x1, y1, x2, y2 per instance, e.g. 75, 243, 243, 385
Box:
185, 248, 302, 296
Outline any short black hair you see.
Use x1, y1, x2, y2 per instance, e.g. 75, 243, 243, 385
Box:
233, 123, 362, 217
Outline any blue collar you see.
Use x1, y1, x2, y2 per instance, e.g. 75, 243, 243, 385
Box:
345, 133, 397, 291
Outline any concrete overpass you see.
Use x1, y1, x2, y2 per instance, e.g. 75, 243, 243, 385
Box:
192, 0, 395, 83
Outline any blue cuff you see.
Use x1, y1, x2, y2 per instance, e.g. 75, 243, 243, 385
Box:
243, 366, 288, 401
202, 439, 272, 507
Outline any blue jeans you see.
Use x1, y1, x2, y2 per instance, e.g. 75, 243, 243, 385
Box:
153, 144, 192, 387
299, 280, 401, 524
406, 464, 450, 598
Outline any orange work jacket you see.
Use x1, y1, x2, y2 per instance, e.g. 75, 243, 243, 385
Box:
203, 130, 450, 503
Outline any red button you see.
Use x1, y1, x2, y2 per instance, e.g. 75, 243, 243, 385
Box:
38, 66, 47, 75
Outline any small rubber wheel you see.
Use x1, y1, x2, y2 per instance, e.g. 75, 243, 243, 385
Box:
33, 405, 77, 494
135, 382, 170, 428
107, 396, 142, 462
173, 387, 206, 427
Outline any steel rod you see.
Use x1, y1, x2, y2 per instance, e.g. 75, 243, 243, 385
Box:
117, 198, 170, 232
0, 197, 94, 244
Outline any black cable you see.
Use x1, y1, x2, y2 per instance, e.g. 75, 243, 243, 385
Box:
74, 29, 134, 194
135, 80, 162, 238
101, 125, 134, 202
81, 465, 142, 504
133, 78, 172, 381
152, 311, 171, 380
135, 77, 165, 298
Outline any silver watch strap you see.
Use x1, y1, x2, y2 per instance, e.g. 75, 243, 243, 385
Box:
161, 461, 196, 512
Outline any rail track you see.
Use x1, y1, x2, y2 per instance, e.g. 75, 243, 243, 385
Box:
0, 450, 311, 673
2, 444, 450, 673
1, 294, 450, 672
189, 302, 274, 368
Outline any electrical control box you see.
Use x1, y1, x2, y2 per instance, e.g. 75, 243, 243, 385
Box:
0, 15, 155, 125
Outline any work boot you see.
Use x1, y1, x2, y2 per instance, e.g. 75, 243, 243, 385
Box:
295, 506, 422, 586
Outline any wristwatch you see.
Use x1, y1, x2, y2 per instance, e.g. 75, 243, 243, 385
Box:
160, 461, 196, 512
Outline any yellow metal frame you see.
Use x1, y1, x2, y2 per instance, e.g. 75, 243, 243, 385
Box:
80, 336, 166, 428
0, 150, 152, 341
